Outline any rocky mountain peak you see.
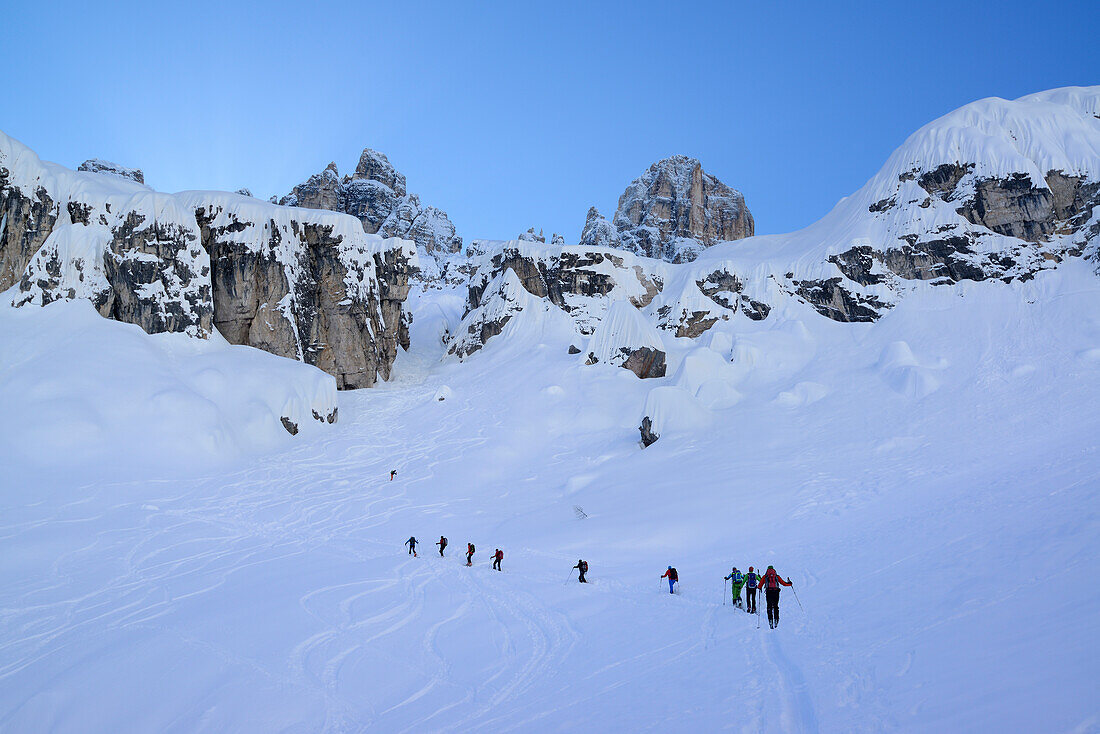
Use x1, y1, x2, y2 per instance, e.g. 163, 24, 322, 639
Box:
579, 206, 622, 250
77, 158, 145, 185
518, 227, 545, 243
281, 148, 460, 256
609, 155, 753, 263
354, 148, 406, 197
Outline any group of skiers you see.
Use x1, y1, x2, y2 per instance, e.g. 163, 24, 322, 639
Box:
403, 536, 796, 630
724, 565, 793, 628
405, 536, 505, 570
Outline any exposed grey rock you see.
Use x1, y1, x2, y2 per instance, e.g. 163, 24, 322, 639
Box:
1, 169, 59, 291
611, 155, 753, 262
280, 416, 299, 435
281, 149, 461, 256
578, 207, 621, 250
568, 344, 581, 354
551, 233, 565, 246
793, 277, 888, 323
235, 188, 253, 197
620, 346, 666, 379
639, 416, 659, 447
78, 158, 144, 184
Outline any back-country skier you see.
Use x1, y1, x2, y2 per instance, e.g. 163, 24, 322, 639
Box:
405, 536, 418, 557
744, 567, 759, 614
491, 548, 504, 571
390, 469, 397, 481
661, 566, 678, 594
436, 536, 447, 556
465, 542, 475, 566
724, 566, 744, 608
758, 565, 793, 628
573, 559, 588, 583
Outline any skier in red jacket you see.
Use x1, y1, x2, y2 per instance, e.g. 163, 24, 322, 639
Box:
661, 566, 678, 594
758, 565, 792, 628
491, 549, 504, 571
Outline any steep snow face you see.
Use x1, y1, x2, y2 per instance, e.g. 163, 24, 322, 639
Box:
611, 155, 754, 263
1, 130, 416, 388
281, 149, 462, 257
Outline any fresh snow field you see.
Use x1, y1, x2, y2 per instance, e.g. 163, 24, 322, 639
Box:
2, 260, 1100, 732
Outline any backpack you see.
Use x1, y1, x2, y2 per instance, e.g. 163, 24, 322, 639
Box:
669, 568, 678, 581
732, 571, 743, 584
745, 572, 757, 587
468, 543, 475, 553
441, 537, 447, 545
762, 569, 780, 589
580, 561, 588, 573
498, 550, 504, 559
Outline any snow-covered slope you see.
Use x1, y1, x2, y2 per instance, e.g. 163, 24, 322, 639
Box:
0, 299, 337, 475
2, 256, 1098, 731
2, 87, 1100, 732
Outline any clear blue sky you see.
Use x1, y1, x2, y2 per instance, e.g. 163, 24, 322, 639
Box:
2, 1, 1097, 242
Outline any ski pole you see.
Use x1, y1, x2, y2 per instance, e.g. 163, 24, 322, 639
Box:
723, 578, 727, 606
791, 583, 806, 616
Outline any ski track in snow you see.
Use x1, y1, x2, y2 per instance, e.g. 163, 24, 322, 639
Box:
4, 264, 1100, 731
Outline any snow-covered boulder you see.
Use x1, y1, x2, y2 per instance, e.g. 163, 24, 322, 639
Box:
610, 155, 754, 263
77, 158, 145, 184
584, 300, 667, 378
638, 385, 711, 447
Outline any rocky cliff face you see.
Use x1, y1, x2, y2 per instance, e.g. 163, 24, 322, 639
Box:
2, 131, 415, 394
608, 156, 754, 263
281, 148, 462, 257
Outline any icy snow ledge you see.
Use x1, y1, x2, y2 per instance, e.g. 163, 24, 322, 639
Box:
0, 300, 338, 473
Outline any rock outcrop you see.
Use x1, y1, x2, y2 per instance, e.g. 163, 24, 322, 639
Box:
609, 155, 754, 263
77, 158, 145, 185
280, 148, 462, 257
2, 130, 415, 392
518, 228, 545, 243
578, 207, 621, 250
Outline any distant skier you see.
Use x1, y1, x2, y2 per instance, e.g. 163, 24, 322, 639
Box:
405, 536, 418, 557
758, 565, 792, 629
744, 567, 759, 614
390, 469, 397, 481
466, 542, 475, 566
573, 559, 588, 583
491, 549, 504, 571
661, 566, 678, 594
724, 567, 744, 608
436, 536, 447, 557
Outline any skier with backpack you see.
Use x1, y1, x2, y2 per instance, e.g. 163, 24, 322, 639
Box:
573, 560, 588, 583
405, 536, 418, 557
436, 536, 447, 557
661, 566, 678, 594
465, 543, 475, 566
758, 565, 793, 628
491, 549, 504, 571
744, 567, 759, 614
724, 567, 744, 608
390, 469, 397, 481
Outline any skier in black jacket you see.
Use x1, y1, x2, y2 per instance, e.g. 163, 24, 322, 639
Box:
405, 536, 418, 556
573, 560, 588, 583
